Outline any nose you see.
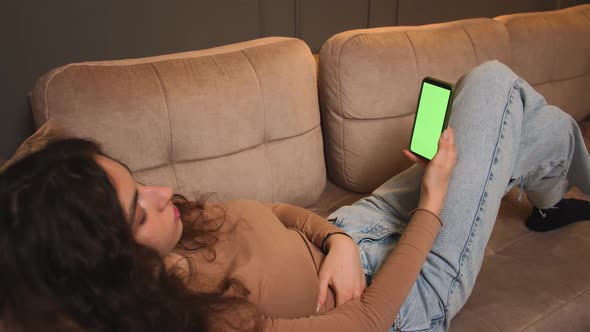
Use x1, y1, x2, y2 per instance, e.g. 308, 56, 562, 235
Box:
140, 186, 174, 211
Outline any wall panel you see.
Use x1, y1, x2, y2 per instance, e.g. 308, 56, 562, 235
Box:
559, 0, 590, 7
2, 0, 590, 157
262, 0, 296, 37
369, 0, 399, 27
0, 0, 261, 157
398, 0, 556, 25
299, 0, 371, 52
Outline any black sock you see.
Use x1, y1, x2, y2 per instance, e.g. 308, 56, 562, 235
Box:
525, 198, 590, 232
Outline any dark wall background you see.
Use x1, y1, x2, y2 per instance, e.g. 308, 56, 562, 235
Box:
1, 0, 588, 158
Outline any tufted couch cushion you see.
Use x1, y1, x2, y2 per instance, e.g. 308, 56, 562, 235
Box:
319, 18, 511, 193
30, 37, 326, 207
319, 5, 590, 195
495, 5, 590, 122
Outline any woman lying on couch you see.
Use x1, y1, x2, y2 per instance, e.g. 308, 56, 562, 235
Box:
2, 61, 590, 332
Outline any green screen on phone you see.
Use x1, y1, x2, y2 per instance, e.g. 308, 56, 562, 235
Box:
410, 80, 452, 160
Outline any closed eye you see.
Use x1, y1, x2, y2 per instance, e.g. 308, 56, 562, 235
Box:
140, 209, 149, 225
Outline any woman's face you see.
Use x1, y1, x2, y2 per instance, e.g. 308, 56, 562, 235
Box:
96, 155, 183, 256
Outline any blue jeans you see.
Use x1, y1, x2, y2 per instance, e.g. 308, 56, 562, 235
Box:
327, 61, 590, 332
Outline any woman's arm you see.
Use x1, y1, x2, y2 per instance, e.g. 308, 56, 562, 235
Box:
211, 210, 441, 332
265, 210, 441, 331
263, 202, 343, 250
263, 202, 366, 309
262, 128, 456, 331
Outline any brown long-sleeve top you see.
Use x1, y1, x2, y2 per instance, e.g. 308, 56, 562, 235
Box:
174, 199, 441, 332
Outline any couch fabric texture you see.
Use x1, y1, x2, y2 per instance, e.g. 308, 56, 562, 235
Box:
26, 4, 590, 332
31, 38, 325, 207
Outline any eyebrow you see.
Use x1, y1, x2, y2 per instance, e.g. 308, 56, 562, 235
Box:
119, 160, 133, 174
128, 189, 139, 225
117, 160, 139, 225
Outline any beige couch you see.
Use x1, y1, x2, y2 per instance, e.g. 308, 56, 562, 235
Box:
15, 4, 590, 332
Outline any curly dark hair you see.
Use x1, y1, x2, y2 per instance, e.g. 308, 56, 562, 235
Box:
0, 138, 263, 332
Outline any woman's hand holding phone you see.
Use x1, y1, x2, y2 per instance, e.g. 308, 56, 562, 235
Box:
403, 127, 457, 216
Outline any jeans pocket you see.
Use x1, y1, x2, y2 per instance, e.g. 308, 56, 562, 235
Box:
329, 205, 405, 242
329, 204, 407, 275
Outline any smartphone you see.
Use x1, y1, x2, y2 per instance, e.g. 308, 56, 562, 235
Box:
409, 77, 454, 160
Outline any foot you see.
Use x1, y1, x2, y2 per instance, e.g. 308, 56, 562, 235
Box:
525, 198, 590, 232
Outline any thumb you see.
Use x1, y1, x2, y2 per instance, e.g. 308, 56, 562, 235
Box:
317, 274, 330, 312
440, 128, 451, 144
436, 128, 451, 155
446, 127, 454, 145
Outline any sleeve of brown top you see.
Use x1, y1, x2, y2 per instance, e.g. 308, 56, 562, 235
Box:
258, 209, 442, 332
263, 203, 344, 251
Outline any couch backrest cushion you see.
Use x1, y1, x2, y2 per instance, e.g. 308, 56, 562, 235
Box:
319, 18, 510, 193
31, 37, 326, 206
495, 4, 590, 122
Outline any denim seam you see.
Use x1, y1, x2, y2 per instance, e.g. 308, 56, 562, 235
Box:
417, 270, 446, 321
394, 274, 446, 331
444, 77, 522, 308
394, 315, 445, 332
358, 249, 374, 275
517, 159, 567, 202
374, 193, 411, 223
520, 159, 567, 180
394, 313, 401, 331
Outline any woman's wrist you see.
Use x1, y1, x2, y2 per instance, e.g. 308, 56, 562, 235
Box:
417, 196, 443, 216
323, 232, 354, 253
410, 208, 444, 226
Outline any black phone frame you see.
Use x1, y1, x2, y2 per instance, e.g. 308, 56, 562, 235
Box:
408, 76, 455, 161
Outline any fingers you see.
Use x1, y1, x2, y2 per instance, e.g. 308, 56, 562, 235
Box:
433, 130, 448, 162
419, 127, 456, 211
316, 239, 367, 309
448, 127, 455, 146
434, 128, 456, 165
403, 127, 455, 169
402, 149, 428, 168
442, 127, 457, 166
437, 127, 450, 151
361, 273, 367, 292
316, 274, 329, 312
335, 290, 347, 306
448, 128, 457, 167
402, 149, 418, 163
320, 274, 365, 308
337, 272, 365, 306
335, 287, 363, 306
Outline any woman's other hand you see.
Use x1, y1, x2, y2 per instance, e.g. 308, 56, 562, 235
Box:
316, 234, 366, 311
403, 127, 457, 215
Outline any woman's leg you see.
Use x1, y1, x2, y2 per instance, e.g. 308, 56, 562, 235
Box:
329, 60, 590, 331
426, 61, 590, 328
